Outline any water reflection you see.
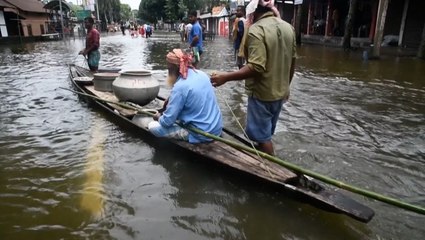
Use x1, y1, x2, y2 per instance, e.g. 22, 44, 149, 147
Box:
80, 118, 106, 219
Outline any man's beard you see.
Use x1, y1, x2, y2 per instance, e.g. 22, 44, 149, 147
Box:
166, 72, 178, 87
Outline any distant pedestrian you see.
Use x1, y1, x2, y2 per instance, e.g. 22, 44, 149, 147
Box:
79, 17, 100, 72
145, 24, 152, 38
178, 21, 185, 42
139, 25, 145, 37
120, 21, 125, 35
188, 11, 203, 67
185, 22, 192, 43
233, 5, 246, 69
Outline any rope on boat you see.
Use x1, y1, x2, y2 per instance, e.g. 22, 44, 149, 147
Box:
215, 87, 275, 179
61, 87, 425, 216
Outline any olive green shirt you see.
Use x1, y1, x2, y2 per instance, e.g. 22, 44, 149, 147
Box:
244, 12, 297, 101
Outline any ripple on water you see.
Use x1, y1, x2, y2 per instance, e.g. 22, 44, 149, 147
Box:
1, 33, 424, 240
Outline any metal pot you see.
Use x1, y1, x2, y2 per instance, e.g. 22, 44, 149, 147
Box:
112, 70, 160, 106
93, 72, 120, 92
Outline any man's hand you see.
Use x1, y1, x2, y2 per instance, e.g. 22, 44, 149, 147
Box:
79, 50, 86, 56
158, 98, 168, 113
153, 112, 161, 121
210, 72, 227, 87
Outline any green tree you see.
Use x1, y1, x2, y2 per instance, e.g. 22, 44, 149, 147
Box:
165, 0, 178, 22
138, 0, 227, 23
69, 4, 83, 18
97, 0, 121, 24
178, 0, 188, 19
139, 0, 166, 23
120, 4, 132, 22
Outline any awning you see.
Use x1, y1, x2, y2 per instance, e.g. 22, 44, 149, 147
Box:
43, 0, 71, 12
211, 6, 229, 18
0, 0, 13, 8
200, 13, 211, 19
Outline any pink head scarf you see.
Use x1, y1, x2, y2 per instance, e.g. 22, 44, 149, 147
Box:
245, 0, 281, 27
166, 49, 193, 79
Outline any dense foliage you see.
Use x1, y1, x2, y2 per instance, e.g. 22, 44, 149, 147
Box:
138, 0, 228, 23
97, 0, 121, 24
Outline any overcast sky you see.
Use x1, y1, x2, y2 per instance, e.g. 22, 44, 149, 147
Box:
68, 0, 141, 10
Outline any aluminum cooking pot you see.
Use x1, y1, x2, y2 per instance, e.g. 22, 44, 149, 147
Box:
112, 70, 160, 106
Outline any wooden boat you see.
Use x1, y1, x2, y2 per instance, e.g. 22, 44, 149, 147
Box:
68, 64, 375, 223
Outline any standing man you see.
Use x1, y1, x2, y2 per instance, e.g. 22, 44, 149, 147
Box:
185, 21, 192, 43
145, 24, 152, 38
233, 5, 246, 69
178, 21, 185, 42
188, 11, 203, 67
210, 0, 296, 156
79, 17, 100, 72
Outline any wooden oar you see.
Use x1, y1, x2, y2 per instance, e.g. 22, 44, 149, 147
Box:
61, 87, 425, 216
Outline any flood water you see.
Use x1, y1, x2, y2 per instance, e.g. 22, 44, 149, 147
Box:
0, 31, 424, 240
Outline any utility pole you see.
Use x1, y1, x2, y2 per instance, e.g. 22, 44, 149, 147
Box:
59, 0, 65, 39
371, 0, 389, 59
95, 0, 100, 23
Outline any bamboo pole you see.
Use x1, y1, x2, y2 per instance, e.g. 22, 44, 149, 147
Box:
62, 87, 425, 215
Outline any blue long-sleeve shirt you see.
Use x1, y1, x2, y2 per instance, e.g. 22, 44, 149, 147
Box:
159, 69, 223, 143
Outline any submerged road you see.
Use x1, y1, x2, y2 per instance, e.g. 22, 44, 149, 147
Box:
0, 31, 424, 239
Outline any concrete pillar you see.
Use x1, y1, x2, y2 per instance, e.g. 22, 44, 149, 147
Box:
325, 0, 331, 36
372, 0, 389, 58
295, 5, 302, 45
307, 1, 312, 35
369, 0, 378, 40
398, 0, 409, 46
418, 23, 425, 59
0, 11, 8, 37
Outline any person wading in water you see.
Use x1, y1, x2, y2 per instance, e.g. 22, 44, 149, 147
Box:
79, 17, 100, 72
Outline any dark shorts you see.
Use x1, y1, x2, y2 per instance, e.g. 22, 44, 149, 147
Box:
245, 97, 285, 143
87, 50, 100, 70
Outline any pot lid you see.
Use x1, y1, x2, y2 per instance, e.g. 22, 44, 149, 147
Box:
94, 72, 120, 77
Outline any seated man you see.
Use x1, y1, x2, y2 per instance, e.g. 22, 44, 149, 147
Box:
148, 49, 223, 143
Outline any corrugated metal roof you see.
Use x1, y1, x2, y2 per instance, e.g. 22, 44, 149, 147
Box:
4, 0, 46, 13
212, 6, 228, 17
0, 0, 13, 8
200, 13, 211, 19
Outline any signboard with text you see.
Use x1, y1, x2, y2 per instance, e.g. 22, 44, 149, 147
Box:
76, 10, 91, 21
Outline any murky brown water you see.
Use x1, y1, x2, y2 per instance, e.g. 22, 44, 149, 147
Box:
0, 31, 424, 240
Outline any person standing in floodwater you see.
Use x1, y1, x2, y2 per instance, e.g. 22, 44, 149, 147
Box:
79, 17, 100, 72
120, 21, 126, 35
188, 11, 203, 67
211, 0, 296, 156
233, 5, 246, 69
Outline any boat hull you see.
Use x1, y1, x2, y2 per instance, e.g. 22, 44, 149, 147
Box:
68, 64, 374, 223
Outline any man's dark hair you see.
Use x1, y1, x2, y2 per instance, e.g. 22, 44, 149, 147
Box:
84, 17, 94, 24
188, 11, 197, 18
255, 5, 271, 14
237, 5, 245, 14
